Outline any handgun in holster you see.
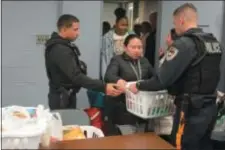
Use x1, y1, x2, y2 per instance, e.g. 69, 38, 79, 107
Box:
59, 87, 73, 108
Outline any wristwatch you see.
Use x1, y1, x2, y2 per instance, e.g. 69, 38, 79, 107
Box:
136, 81, 141, 90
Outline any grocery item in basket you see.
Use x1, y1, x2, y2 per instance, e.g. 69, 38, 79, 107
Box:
63, 126, 86, 140
3, 106, 31, 120
12, 110, 29, 119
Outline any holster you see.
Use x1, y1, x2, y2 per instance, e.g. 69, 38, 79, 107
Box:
58, 87, 74, 108
181, 94, 191, 119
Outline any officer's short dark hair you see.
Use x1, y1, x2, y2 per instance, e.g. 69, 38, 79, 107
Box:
173, 3, 197, 16
57, 14, 79, 30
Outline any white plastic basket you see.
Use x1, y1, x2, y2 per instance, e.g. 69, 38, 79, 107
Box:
1, 105, 51, 149
125, 83, 175, 119
63, 125, 104, 139
2, 119, 47, 149
80, 125, 104, 138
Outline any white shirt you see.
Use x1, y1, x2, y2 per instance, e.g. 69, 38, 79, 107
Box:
113, 32, 129, 55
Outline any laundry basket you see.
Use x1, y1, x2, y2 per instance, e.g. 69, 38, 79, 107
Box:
2, 119, 47, 149
1, 105, 51, 149
63, 125, 104, 139
80, 125, 105, 138
125, 84, 175, 119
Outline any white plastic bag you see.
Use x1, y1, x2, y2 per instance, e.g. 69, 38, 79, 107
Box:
153, 116, 173, 135
50, 112, 63, 140
2, 118, 47, 149
1, 105, 52, 149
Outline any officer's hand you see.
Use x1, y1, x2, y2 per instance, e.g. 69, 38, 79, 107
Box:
128, 83, 139, 94
105, 83, 123, 96
117, 79, 127, 92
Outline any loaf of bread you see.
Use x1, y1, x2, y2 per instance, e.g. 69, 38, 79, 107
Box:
63, 126, 86, 141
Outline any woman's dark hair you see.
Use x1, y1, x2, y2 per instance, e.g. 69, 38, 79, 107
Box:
114, 8, 127, 23
102, 21, 111, 35
141, 21, 152, 33
124, 34, 141, 46
133, 24, 142, 37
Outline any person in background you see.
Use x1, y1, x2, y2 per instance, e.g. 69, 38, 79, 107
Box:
45, 14, 122, 110
145, 12, 157, 67
102, 21, 111, 36
100, 7, 134, 79
140, 21, 152, 55
103, 34, 155, 136
133, 24, 142, 37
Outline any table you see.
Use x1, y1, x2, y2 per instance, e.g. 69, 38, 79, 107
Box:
40, 133, 175, 149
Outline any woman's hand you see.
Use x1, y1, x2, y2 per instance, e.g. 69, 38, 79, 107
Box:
116, 79, 127, 93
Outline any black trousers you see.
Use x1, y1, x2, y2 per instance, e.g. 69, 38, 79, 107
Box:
48, 92, 77, 110
171, 99, 217, 150
212, 140, 225, 150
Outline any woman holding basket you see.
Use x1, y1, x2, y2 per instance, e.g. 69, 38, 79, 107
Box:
103, 34, 156, 135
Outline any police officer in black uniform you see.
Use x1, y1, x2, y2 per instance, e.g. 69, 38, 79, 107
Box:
45, 14, 122, 110
128, 3, 222, 150
211, 38, 225, 149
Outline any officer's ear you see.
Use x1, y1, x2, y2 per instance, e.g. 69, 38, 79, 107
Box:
179, 17, 184, 25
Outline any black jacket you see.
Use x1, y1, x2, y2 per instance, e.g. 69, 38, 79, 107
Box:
105, 53, 155, 83
104, 53, 155, 101
45, 32, 105, 93
104, 53, 155, 125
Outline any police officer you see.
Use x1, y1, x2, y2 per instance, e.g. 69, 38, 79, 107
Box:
211, 40, 225, 149
128, 3, 222, 150
45, 14, 122, 110
217, 44, 225, 105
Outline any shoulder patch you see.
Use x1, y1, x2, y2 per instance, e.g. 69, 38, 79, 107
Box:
166, 46, 179, 61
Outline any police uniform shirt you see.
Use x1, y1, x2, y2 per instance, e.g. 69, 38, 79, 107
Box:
217, 45, 225, 93
138, 28, 221, 91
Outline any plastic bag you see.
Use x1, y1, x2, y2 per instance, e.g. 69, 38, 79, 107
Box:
211, 115, 225, 141
153, 116, 173, 135
1, 105, 52, 149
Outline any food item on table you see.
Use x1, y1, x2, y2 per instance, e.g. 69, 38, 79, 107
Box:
12, 111, 28, 119
63, 126, 86, 141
